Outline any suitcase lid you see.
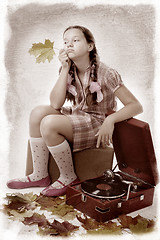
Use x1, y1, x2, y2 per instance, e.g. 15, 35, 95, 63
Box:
112, 118, 158, 186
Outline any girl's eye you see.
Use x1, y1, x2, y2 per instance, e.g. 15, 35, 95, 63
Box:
74, 39, 79, 42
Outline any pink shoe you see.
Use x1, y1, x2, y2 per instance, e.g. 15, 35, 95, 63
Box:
41, 178, 79, 197
7, 176, 51, 189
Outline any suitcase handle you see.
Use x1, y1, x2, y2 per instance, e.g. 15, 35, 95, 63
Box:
95, 206, 110, 214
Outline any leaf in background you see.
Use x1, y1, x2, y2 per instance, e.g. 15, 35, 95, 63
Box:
76, 215, 122, 234
29, 39, 55, 63
38, 219, 79, 237
38, 226, 58, 236
50, 219, 79, 236
52, 204, 75, 217
118, 214, 155, 233
118, 214, 137, 228
5, 192, 38, 203
3, 192, 155, 236
3, 192, 38, 214
87, 227, 122, 235
23, 212, 49, 227
129, 215, 155, 233
36, 195, 76, 218
36, 195, 65, 209
76, 215, 100, 230
9, 209, 33, 222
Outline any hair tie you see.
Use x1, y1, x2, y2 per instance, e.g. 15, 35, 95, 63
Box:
89, 82, 103, 103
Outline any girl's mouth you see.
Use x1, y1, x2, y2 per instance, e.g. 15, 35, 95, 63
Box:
67, 49, 74, 53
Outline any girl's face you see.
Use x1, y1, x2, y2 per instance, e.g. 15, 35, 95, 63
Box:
63, 28, 93, 61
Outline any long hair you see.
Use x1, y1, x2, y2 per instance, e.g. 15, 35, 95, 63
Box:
63, 25, 99, 105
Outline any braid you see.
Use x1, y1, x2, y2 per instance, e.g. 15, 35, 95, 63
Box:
86, 47, 99, 106
66, 61, 76, 105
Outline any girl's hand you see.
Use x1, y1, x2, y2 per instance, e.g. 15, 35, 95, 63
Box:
95, 116, 115, 148
58, 49, 71, 70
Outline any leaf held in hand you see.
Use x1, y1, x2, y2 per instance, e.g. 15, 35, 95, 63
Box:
29, 39, 55, 63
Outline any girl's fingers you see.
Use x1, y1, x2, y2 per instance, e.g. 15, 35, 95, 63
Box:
96, 135, 101, 148
109, 135, 113, 144
102, 135, 106, 148
95, 132, 99, 137
95, 130, 113, 148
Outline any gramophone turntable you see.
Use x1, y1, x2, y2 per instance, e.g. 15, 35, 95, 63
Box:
66, 117, 158, 222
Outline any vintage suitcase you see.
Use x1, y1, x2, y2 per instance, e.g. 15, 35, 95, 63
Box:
66, 117, 158, 222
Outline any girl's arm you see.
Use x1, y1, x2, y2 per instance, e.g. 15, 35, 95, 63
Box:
96, 85, 143, 148
108, 85, 143, 123
50, 49, 70, 110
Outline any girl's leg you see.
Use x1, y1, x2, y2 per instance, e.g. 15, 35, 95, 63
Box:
39, 114, 77, 196
29, 105, 61, 137
7, 105, 61, 189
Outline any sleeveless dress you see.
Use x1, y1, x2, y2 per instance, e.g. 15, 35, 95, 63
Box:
61, 62, 124, 152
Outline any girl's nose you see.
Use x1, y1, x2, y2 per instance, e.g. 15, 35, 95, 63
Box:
67, 42, 73, 48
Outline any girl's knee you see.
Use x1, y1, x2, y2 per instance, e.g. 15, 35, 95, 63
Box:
30, 105, 47, 124
29, 105, 57, 125
40, 115, 73, 144
40, 115, 58, 139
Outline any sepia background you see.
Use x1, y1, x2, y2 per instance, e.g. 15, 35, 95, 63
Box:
0, 0, 160, 239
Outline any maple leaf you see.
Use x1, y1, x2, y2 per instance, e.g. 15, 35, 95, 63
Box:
23, 212, 49, 227
38, 226, 58, 236
76, 215, 100, 230
76, 215, 122, 234
36, 195, 75, 218
8, 209, 33, 222
118, 214, 155, 233
38, 219, 79, 237
3, 192, 38, 217
118, 214, 137, 228
52, 204, 75, 217
129, 215, 155, 233
50, 219, 79, 236
87, 227, 122, 235
36, 195, 65, 209
5, 192, 38, 203
29, 39, 56, 63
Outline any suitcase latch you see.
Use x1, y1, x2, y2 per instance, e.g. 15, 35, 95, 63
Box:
117, 202, 122, 208
140, 195, 144, 201
81, 194, 87, 202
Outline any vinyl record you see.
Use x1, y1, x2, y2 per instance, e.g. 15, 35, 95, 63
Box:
81, 175, 126, 199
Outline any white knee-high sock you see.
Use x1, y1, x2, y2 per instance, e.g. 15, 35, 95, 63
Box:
47, 140, 77, 189
18, 137, 49, 182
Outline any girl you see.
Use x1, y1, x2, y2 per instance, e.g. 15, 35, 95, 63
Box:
7, 25, 143, 196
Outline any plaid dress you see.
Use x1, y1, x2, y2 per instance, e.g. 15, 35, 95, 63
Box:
61, 62, 124, 152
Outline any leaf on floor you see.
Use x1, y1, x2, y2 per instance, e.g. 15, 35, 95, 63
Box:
8, 209, 34, 221
23, 212, 49, 227
2, 192, 155, 236
38, 219, 79, 236
3, 192, 38, 217
76, 215, 122, 234
36, 194, 77, 219
118, 214, 155, 233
